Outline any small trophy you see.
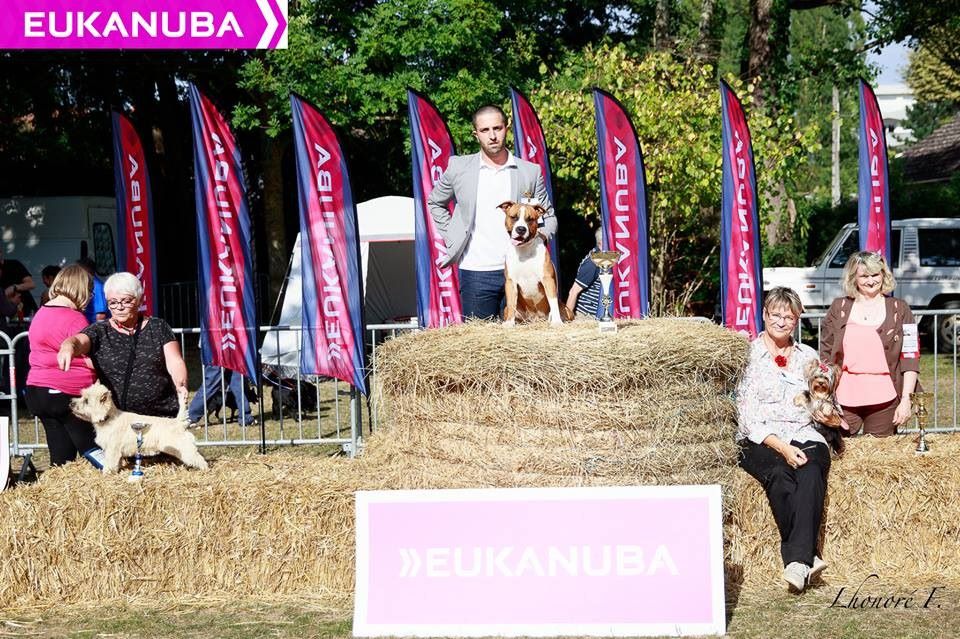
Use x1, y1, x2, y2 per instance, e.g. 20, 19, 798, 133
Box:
910, 392, 932, 454
128, 421, 151, 482
591, 250, 622, 333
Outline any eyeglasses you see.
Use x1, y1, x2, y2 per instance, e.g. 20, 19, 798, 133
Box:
766, 312, 798, 325
107, 297, 137, 310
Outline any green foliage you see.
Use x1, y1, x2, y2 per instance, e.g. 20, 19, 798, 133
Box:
903, 100, 959, 142
889, 163, 960, 218
906, 40, 960, 106
532, 44, 819, 312
865, 0, 960, 50
787, 9, 867, 197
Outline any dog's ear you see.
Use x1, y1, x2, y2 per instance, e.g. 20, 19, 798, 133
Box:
498, 201, 516, 213
98, 387, 111, 405
803, 359, 820, 380
828, 363, 841, 391
532, 204, 546, 218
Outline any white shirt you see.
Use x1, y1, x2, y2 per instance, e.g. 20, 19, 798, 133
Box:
735, 338, 826, 446
460, 153, 516, 271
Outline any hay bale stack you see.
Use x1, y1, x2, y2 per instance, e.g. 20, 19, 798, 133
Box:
728, 435, 960, 588
0, 455, 371, 609
369, 319, 749, 488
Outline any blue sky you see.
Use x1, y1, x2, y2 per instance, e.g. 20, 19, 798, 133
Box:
869, 41, 910, 84
862, 1, 909, 85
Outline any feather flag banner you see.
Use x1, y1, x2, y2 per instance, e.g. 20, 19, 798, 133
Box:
510, 87, 560, 279
407, 89, 462, 328
858, 78, 892, 261
592, 88, 651, 318
112, 111, 158, 316
719, 80, 763, 338
188, 83, 258, 379
290, 93, 368, 394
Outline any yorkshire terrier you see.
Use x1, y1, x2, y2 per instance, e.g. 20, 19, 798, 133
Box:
794, 359, 846, 454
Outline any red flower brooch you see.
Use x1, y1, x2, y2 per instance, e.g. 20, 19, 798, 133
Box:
774, 355, 788, 368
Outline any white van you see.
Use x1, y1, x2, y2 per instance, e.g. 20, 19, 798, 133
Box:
763, 218, 960, 342
0, 196, 118, 281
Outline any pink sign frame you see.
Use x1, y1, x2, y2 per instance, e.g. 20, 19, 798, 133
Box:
354, 485, 725, 637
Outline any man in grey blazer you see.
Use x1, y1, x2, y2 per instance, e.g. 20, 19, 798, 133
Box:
427, 105, 556, 320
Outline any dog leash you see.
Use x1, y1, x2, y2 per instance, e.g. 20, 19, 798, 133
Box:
118, 314, 144, 410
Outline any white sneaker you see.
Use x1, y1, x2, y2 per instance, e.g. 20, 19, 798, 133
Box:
783, 562, 810, 592
809, 555, 827, 582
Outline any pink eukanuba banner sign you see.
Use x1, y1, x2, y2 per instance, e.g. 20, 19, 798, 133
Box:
354, 485, 725, 637
0, 0, 287, 49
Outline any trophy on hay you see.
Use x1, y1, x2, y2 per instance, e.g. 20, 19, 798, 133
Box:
128, 421, 151, 482
591, 250, 622, 334
910, 391, 932, 454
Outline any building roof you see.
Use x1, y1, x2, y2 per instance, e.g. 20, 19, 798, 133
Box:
900, 114, 960, 183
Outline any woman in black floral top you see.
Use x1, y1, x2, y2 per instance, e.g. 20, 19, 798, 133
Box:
57, 272, 187, 417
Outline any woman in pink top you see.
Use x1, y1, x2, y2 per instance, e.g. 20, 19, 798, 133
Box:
820, 252, 920, 436
24, 265, 98, 465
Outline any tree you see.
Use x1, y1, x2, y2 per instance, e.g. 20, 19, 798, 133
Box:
712, 1, 865, 259
864, 0, 960, 54
0, 50, 262, 287
233, 0, 549, 293
907, 41, 960, 104
532, 44, 818, 312
231, 0, 667, 295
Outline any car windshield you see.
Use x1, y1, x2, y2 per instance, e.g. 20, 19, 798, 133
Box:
813, 229, 850, 268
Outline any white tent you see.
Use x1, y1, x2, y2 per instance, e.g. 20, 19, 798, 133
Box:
260, 196, 416, 375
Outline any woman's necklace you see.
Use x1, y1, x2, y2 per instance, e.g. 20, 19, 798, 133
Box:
763, 332, 792, 368
110, 315, 140, 336
855, 296, 884, 322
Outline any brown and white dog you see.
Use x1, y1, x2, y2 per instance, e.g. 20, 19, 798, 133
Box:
498, 200, 571, 326
794, 359, 846, 454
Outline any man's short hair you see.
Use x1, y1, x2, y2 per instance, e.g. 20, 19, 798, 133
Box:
41, 265, 61, 280
76, 257, 97, 274
472, 105, 507, 129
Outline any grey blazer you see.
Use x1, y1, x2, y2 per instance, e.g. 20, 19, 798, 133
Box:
426, 153, 556, 268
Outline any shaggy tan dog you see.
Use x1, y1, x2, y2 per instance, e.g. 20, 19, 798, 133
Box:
70, 382, 208, 473
794, 359, 846, 454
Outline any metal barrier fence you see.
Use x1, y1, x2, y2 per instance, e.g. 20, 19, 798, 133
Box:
798, 309, 958, 434
3, 310, 958, 465
158, 276, 273, 328
3, 325, 362, 460
363, 312, 959, 433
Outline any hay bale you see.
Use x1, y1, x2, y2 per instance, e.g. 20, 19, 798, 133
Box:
728, 435, 960, 588
0, 455, 372, 609
370, 319, 748, 489
366, 420, 737, 480
377, 385, 738, 440
0, 319, 753, 609
375, 319, 748, 401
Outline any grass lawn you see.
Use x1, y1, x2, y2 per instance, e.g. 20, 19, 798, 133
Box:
1, 586, 958, 638
918, 353, 959, 430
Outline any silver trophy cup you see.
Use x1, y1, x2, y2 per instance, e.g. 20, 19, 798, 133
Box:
911, 392, 932, 454
128, 421, 151, 482
591, 250, 622, 333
